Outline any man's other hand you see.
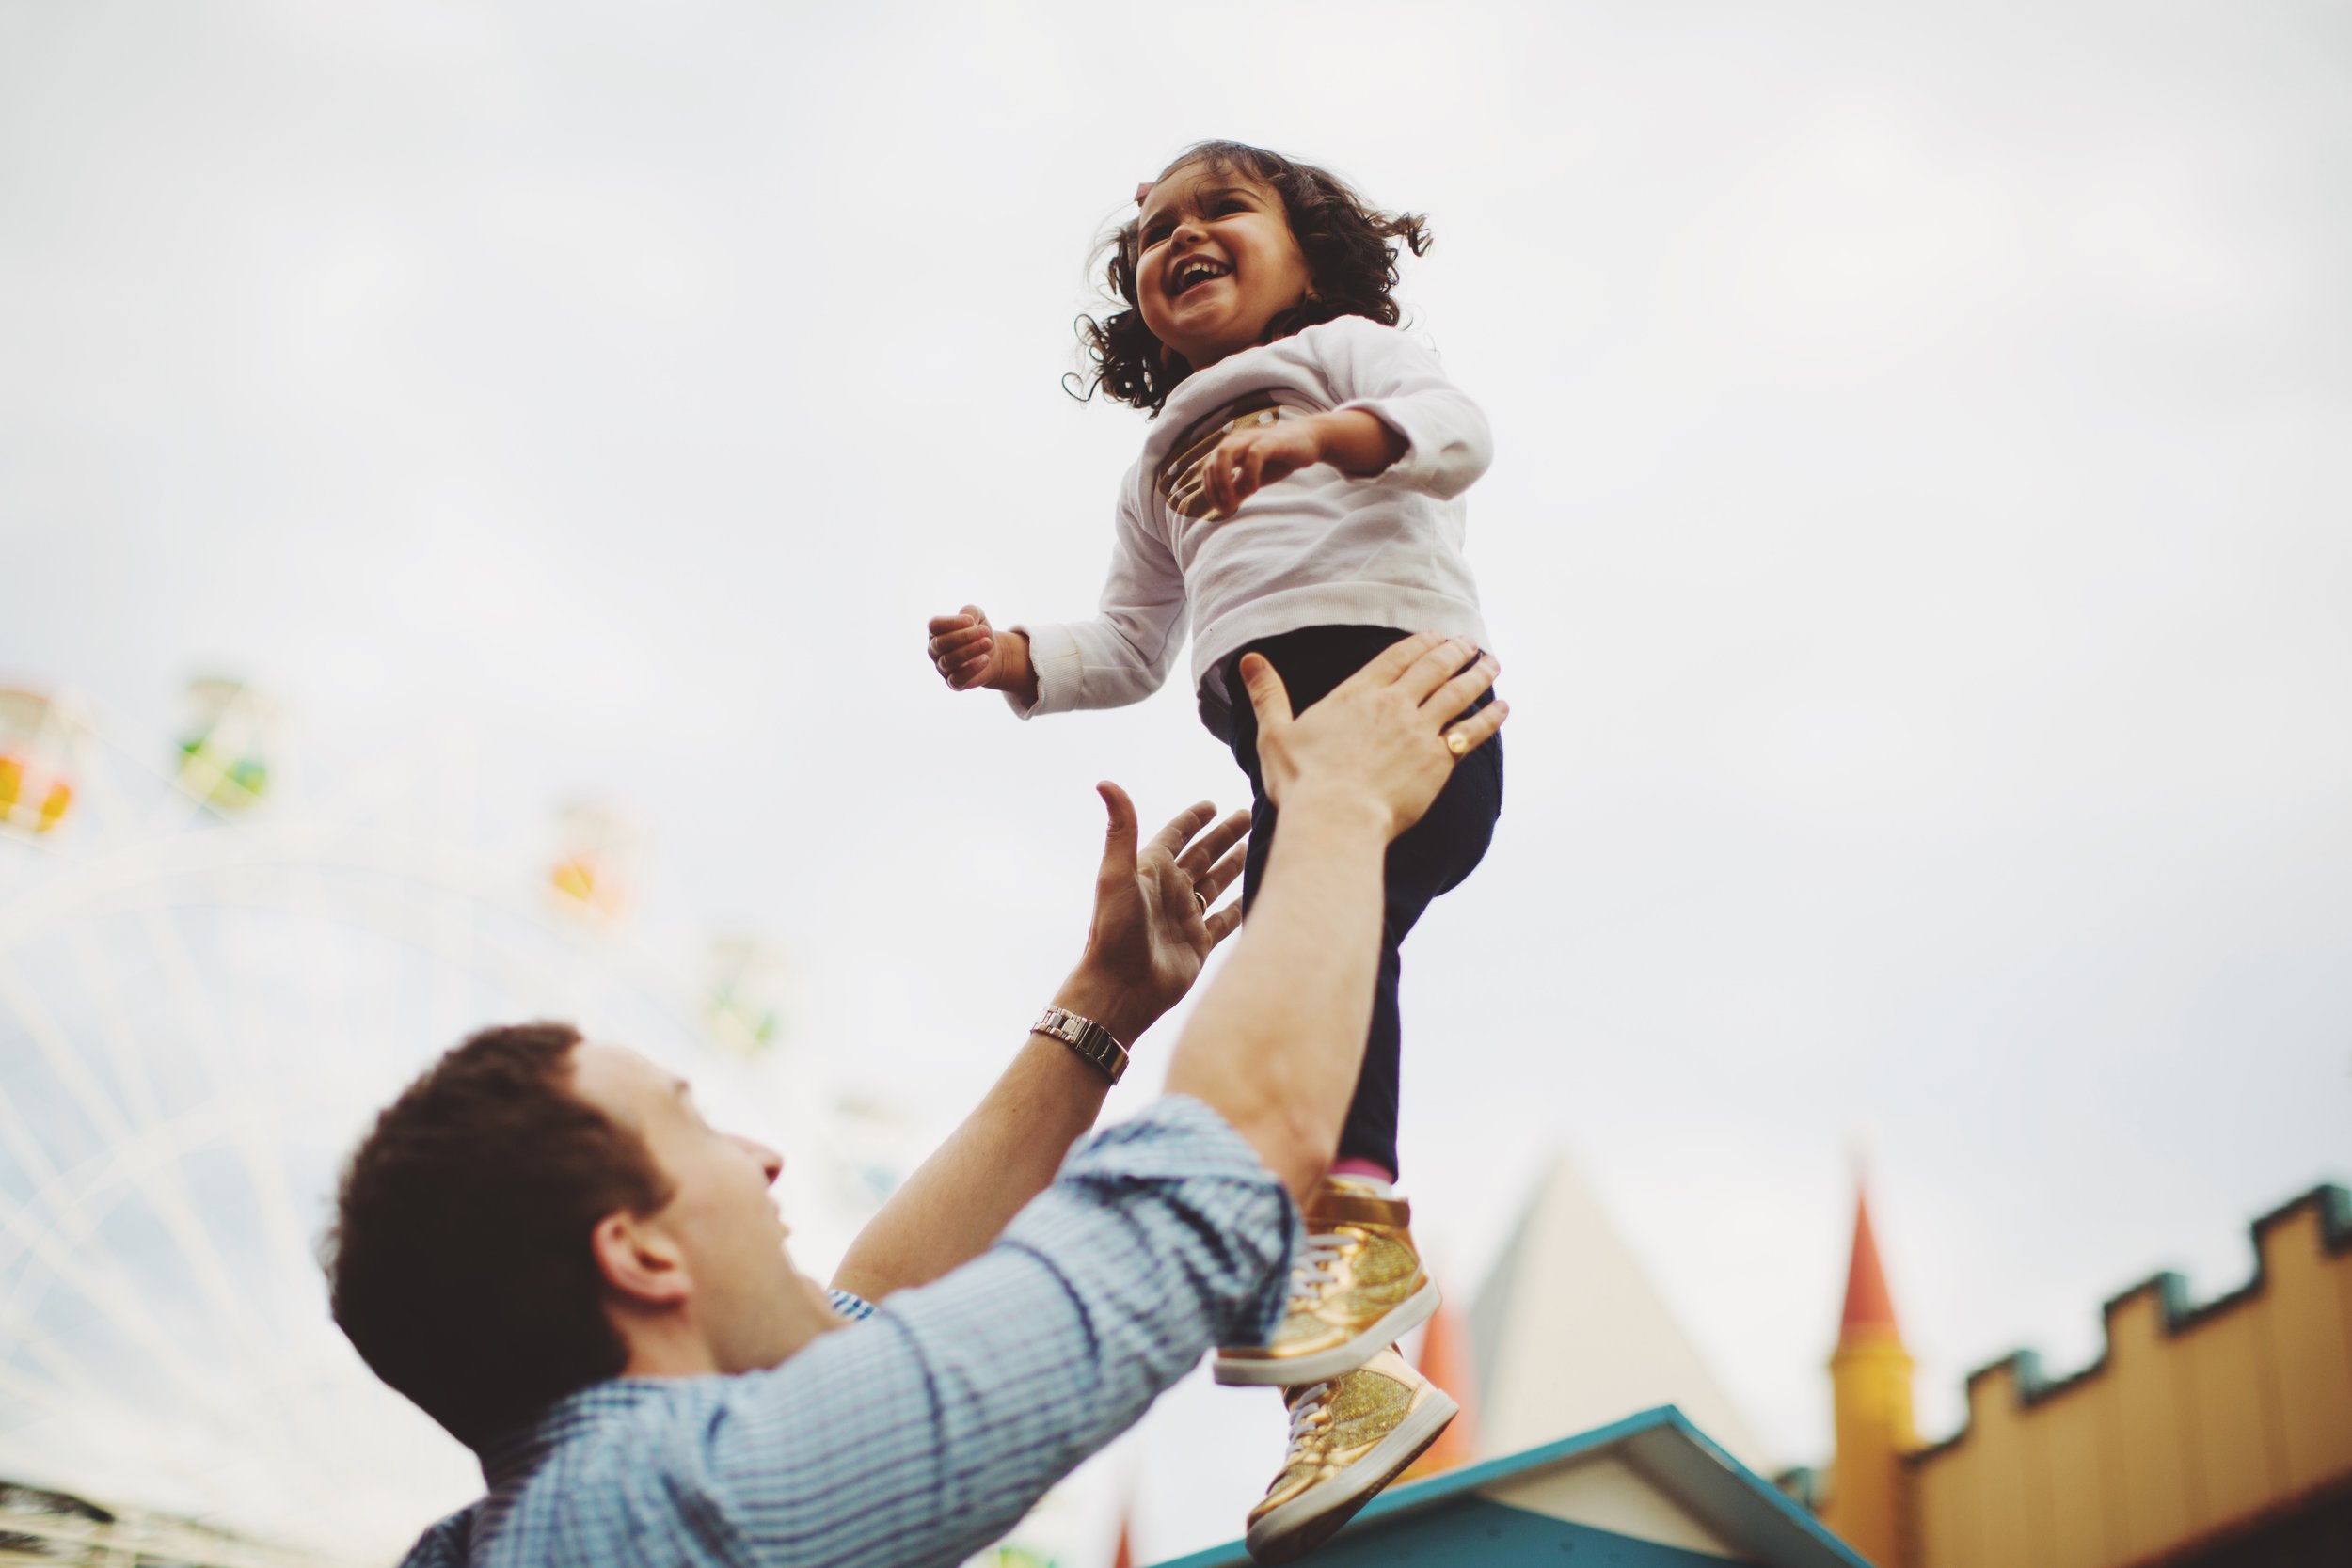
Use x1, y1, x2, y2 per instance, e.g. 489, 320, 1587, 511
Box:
1068, 784, 1250, 1043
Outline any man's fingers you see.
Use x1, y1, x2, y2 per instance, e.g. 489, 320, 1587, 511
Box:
1195, 844, 1248, 904
1424, 652, 1500, 723
1352, 629, 1450, 692
1442, 699, 1510, 758
1145, 800, 1217, 863
1399, 636, 1479, 705
1238, 652, 1295, 731
1095, 782, 1139, 881
1203, 901, 1245, 948
1176, 806, 1251, 880
926, 613, 975, 636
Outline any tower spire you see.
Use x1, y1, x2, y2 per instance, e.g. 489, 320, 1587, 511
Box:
1840, 1187, 1902, 1339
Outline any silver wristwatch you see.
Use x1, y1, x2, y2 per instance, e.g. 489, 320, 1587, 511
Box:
1032, 1005, 1130, 1085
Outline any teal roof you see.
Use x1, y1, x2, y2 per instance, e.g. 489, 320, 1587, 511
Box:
1148, 1405, 1869, 1568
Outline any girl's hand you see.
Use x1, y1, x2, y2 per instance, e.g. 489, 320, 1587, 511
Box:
1200, 420, 1326, 520
1201, 409, 1410, 520
926, 605, 1033, 698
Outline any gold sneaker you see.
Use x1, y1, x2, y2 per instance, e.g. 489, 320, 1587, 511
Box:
1244, 1346, 1458, 1565
1216, 1177, 1439, 1387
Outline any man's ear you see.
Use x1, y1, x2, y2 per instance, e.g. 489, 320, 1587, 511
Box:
591, 1211, 691, 1307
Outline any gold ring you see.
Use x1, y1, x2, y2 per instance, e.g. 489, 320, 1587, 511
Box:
1193, 890, 1210, 916
1446, 730, 1470, 758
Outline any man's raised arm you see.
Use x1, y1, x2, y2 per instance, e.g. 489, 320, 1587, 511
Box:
707, 634, 1504, 1568
831, 786, 1249, 1302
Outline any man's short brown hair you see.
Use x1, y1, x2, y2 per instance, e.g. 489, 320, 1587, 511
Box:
323, 1022, 673, 1448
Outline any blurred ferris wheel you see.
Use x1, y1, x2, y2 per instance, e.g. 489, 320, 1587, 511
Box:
0, 679, 925, 1560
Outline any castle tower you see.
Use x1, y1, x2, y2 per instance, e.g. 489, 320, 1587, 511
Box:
1821, 1182, 1916, 1566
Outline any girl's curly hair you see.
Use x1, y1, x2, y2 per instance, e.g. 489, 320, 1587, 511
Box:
1073, 141, 1430, 415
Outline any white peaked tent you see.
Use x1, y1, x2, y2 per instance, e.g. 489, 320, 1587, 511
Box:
1468, 1154, 1773, 1473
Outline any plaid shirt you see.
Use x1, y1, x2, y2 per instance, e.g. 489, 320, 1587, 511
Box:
397, 1096, 1296, 1568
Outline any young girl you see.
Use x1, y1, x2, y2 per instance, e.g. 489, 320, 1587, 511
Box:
926, 141, 1501, 1562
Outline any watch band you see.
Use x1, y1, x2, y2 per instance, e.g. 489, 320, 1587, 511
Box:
1032, 1005, 1130, 1085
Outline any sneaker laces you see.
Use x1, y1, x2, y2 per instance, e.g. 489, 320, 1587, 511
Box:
1283, 1380, 1335, 1456
1286, 1232, 1350, 1309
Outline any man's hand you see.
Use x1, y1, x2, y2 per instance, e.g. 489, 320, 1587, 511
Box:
1062, 784, 1250, 1043
1201, 409, 1408, 519
831, 786, 1248, 1301
925, 605, 1038, 703
1240, 632, 1504, 842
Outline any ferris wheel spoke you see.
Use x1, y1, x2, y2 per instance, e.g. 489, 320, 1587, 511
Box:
121, 894, 315, 1300
0, 951, 151, 1161
66, 919, 174, 1127
0, 1166, 253, 1427
0, 1088, 293, 1388
0, 943, 299, 1356
0, 1053, 285, 1384
0, 1072, 71, 1281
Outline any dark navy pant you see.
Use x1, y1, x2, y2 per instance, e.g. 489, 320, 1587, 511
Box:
1220, 625, 1503, 1180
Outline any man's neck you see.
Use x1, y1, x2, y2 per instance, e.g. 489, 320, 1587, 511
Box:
612, 1295, 842, 1380
619, 1336, 723, 1379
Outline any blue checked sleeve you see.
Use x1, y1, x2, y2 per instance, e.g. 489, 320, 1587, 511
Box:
698, 1094, 1298, 1568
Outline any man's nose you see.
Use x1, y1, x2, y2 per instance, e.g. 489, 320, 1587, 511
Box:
734, 1134, 784, 1186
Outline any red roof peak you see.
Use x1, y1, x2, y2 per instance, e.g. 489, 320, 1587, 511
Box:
1840, 1184, 1903, 1339
1406, 1288, 1479, 1480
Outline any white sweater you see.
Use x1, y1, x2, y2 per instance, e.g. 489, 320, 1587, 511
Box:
1012, 314, 1492, 737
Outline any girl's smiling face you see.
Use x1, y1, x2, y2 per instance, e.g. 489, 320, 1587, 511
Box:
1134, 161, 1313, 372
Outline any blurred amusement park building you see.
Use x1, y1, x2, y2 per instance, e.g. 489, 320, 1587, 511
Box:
5, 682, 2348, 1568
1136, 1168, 2352, 1568
1789, 1180, 2352, 1568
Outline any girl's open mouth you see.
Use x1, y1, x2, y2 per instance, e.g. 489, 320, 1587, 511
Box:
1169, 257, 1232, 297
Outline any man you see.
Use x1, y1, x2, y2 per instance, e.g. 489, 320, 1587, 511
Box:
326, 634, 1505, 1567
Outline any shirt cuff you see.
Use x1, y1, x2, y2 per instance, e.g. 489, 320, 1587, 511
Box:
826, 1287, 877, 1322
1004, 622, 1084, 719
1334, 397, 1474, 498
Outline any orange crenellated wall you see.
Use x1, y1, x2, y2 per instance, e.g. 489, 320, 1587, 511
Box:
1906, 1186, 2352, 1568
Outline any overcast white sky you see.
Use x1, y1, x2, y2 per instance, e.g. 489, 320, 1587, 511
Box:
4, 0, 2349, 1559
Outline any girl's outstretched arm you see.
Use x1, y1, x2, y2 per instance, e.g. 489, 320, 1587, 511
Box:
924, 472, 1190, 718
1194, 318, 1490, 517
1199, 408, 1408, 518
